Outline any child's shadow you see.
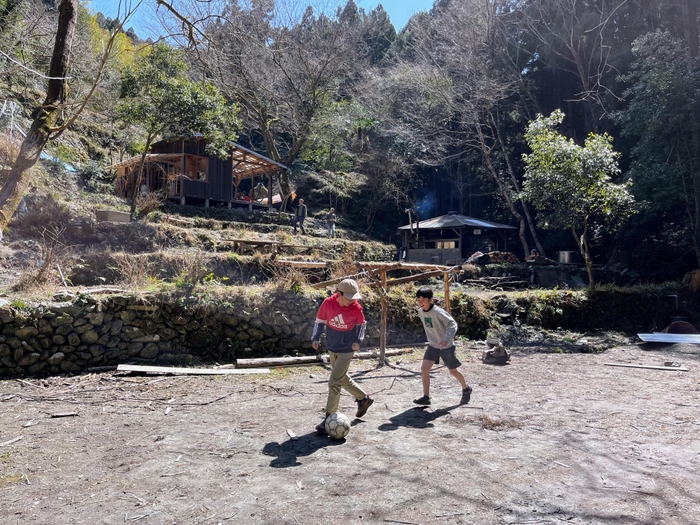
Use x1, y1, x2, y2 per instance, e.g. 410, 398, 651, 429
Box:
378, 405, 458, 432
262, 433, 344, 468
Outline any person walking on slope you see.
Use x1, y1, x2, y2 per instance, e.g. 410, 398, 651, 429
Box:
312, 279, 374, 433
413, 287, 472, 406
325, 207, 336, 238
293, 198, 307, 234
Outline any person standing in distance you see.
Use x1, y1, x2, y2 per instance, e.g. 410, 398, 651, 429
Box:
293, 198, 307, 234
325, 207, 336, 238
413, 287, 472, 406
312, 279, 374, 433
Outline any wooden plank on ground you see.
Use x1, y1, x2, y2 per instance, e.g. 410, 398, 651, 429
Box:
227, 238, 280, 246
637, 333, 700, 344
116, 364, 270, 375
604, 363, 689, 371
0, 436, 23, 447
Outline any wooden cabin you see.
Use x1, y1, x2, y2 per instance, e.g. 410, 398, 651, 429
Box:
112, 137, 287, 211
398, 212, 517, 265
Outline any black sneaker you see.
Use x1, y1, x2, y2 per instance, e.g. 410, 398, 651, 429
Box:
460, 386, 472, 405
315, 421, 327, 434
413, 395, 431, 406
355, 396, 374, 417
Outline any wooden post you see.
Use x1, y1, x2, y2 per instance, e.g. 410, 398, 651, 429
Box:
444, 271, 451, 314
379, 269, 387, 366
268, 172, 273, 211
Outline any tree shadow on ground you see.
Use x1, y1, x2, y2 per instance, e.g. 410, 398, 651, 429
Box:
262, 432, 345, 468
377, 405, 459, 432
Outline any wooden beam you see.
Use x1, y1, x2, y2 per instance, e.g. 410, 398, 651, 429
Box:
444, 271, 451, 315
311, 269, 381, 289
235, 348, 416, 368
379, 269, 388, 366
278, 260, 460, 272
358, 261, 457, 271
386, 270, 445, 287
278, 260, 329, 268
116, 364, 270, 375
227, 238, 281, 246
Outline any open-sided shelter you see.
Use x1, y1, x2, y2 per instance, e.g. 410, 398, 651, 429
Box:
398, 211, 517, 265
111, 137, 287, 211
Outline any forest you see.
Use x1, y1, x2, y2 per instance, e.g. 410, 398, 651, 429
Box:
1, 0, 700, 283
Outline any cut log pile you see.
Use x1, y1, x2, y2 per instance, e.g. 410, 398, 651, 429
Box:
462, 275, 529, 290
525, 255, 557, 265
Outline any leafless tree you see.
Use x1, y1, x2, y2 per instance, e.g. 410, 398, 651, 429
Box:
157, 0, 370, 203
363, 0, 546, 256
511, 0, 630, 127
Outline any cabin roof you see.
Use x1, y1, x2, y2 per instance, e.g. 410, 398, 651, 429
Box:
398, 213, 516, 231
110, 139, 287, 177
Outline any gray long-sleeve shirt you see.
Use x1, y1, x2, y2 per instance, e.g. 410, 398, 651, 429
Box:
417, 305, 458, 348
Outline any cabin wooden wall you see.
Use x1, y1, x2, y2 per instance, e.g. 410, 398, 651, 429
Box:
152, 139, 233, 202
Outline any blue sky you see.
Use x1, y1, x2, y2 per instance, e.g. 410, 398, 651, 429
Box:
88, 0, 435, 38
356, 0, 434, 30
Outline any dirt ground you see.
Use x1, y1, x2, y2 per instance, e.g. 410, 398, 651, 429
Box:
1, 340, 699, 525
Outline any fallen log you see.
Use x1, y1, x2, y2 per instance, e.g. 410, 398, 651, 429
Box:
604, 363, 689, 371
235, 347, 418, 369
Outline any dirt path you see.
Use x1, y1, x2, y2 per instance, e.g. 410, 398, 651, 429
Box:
1, 342, 699, 525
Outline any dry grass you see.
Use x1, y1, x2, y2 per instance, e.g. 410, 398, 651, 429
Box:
114, 253, 153, 288
137, 191, 166, 218
0, 135, 20, 187
328, 252, 361, 280
478, 414, 523, 431
173, 250, 211, 286
12, 227, 68, 292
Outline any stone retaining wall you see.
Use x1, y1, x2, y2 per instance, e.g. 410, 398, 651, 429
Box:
0, 291, 426, 378
1, 286, 689, 378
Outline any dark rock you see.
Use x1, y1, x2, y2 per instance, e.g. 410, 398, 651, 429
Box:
81, 330, 100, 344
55, 324, 74, 336
110, 319, 124, 334
139, 343, 159, 359
48, 352, 65, 365
18, 353, 40, 367
74, 323, 96, 335
89, 345, 105, 357
60, 360, 82, 372
51, 315, 74, 327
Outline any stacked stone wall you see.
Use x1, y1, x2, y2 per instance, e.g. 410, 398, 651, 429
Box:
0, 292, 425, 378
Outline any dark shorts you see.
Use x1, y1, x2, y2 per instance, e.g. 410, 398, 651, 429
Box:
423, 345, 461, 369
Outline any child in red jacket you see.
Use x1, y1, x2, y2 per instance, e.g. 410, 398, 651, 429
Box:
311, 279, 373, 433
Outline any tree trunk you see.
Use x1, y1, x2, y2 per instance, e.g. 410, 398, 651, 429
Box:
129, 134, 155, 219
682, 0, 699, 58
475, 125, 530, 256
0, 0, 78, 240
571, 223, 596, 296
492, 113, 547, 257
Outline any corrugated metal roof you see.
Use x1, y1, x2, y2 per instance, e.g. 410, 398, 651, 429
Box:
398, 213, 516, 231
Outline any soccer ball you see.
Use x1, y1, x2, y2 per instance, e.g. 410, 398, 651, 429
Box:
325, 412, 351, 440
